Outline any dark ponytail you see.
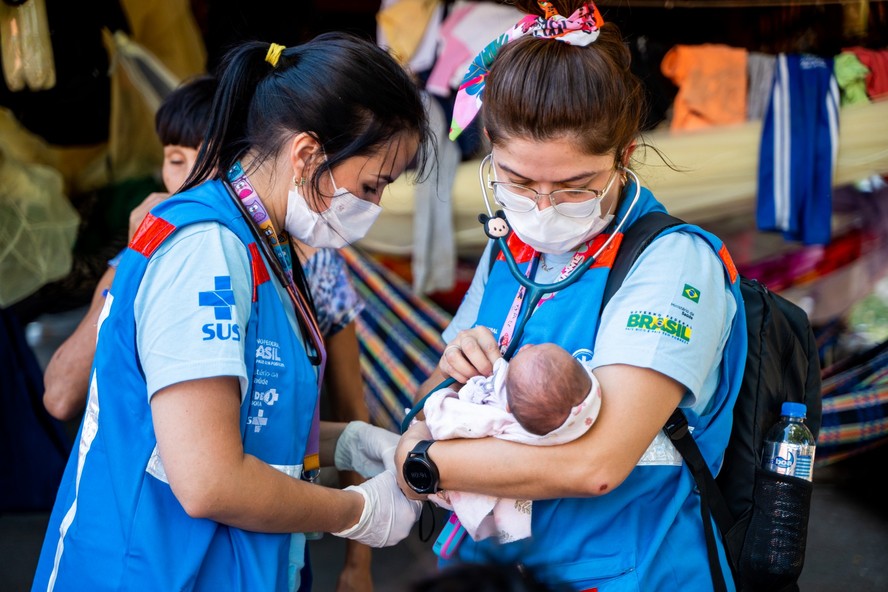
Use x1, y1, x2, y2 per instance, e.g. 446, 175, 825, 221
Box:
184, 42, 269, 189
182, 33, 431, 199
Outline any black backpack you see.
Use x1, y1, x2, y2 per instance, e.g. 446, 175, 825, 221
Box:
603, 212, 822, 592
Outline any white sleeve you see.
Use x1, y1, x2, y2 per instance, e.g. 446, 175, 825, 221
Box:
134, 221, 253, 401
590, 232, 737, 409
442, 240, 493, 343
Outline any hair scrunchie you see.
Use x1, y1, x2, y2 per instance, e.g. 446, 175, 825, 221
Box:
448, 1, 604, 141
265, 43, 286, 68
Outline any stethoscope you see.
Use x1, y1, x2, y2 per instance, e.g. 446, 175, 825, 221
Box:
400, 155, 642, 433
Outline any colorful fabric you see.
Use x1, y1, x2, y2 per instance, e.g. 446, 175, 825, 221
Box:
845, 46, 888, 100
757, 54, 840, 246
660, 44, 748, 131
818, 339, 888, 466
340, 246, 451, 431
834, 52, 871, 106
302, 248, 364, 337
448, 1, 604, 141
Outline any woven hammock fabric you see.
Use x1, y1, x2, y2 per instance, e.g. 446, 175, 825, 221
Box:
341, 247, 450, 431
817, 339, 888, 466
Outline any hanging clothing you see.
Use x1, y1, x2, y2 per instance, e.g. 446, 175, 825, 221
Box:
835, 52, 872, 106
411, 94, 459, 294
425, 1, 524, 97
747, 52, 777, 121
757, 54, 840, 246
661, 44, 748, 131
376, 0, 442, 72
845, 46, 888, 100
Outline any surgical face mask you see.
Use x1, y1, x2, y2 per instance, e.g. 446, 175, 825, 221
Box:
284, 173, 381, 249
493, 166, 616, 254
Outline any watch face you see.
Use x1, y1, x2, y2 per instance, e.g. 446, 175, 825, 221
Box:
404, 458, 435, 493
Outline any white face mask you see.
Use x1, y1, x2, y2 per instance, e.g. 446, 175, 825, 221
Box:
284, 173, 381, 249
493, 168, 616, 255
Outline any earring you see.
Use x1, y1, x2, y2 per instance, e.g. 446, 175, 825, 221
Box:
293, 175, 306, 188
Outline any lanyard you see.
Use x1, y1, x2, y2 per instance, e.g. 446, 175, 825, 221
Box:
497, 247, 588, 355
224, 163, 326, 475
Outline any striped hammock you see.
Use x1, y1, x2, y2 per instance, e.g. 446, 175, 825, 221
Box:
342, 247, 450, 432
817, 339, 888, 466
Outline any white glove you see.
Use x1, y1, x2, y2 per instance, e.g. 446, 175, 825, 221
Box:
332, 470, 422, 547
334, 421, 400, 478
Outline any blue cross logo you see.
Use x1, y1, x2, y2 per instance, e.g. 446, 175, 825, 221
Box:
199, 276, 236, 320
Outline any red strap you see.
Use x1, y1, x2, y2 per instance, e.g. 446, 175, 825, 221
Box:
249, 243, 271, 302
587, 232, 621, 270
129, 214, 176, 257
497, 232, 623, 270
718, 244, 739, 284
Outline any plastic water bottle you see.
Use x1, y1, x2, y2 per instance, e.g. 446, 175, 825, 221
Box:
762, 402, 816, 481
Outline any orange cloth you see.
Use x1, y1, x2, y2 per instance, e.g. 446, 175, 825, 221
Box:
661, 44, 748, 132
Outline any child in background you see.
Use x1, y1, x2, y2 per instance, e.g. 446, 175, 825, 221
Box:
423, 343, 601, 543
41, 73, 376, 591
42, 74, 217, 422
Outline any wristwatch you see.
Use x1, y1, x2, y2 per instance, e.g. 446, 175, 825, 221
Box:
403, 440, 441, 494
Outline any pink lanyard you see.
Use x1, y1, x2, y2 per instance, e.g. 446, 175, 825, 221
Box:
497, 248, 586, 354
226, 163, 325, 475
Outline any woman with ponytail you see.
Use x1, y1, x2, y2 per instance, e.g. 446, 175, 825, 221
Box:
396, 2, 746, 590
33, 33, 430, 591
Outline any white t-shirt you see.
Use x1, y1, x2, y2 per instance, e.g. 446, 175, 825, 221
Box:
134, 221, 300, 402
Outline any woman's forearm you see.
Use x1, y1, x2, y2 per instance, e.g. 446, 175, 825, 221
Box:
431, 431, 611, 499
43, 268, 115, 420
399, 364, 686, 500
152, 377, 362, 534
320, 420, 348, 467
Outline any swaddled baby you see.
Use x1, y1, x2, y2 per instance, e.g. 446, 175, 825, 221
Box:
424, 343, 601, 543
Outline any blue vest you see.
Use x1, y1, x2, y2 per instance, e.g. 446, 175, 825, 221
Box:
446, 185, 746, 591
33, 181, 319, 592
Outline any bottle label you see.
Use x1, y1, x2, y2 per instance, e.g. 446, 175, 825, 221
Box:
763, 442, 815, 481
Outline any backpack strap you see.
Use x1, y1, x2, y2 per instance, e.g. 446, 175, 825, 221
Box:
601, 211, 735, 592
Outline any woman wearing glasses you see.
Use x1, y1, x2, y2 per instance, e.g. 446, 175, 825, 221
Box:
396, 1, 747, 590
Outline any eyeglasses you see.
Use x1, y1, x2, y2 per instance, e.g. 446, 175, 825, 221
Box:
489, 167, 620, 219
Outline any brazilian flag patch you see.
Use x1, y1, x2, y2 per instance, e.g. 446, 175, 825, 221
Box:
682, 284, 700, 303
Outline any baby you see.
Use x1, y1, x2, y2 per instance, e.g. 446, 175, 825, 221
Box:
423, 343, 601, 543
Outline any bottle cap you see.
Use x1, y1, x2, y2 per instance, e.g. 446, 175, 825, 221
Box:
781, 401, 807, 418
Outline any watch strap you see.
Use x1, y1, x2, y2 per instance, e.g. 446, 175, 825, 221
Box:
410, 439, 436, 457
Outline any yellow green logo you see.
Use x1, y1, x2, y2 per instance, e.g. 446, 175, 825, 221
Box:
626, 312, 692, 343
682, 284, 700, 303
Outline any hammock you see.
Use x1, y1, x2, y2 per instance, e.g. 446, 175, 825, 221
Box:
342, 246, 450, 431
817, 338, 888, 466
